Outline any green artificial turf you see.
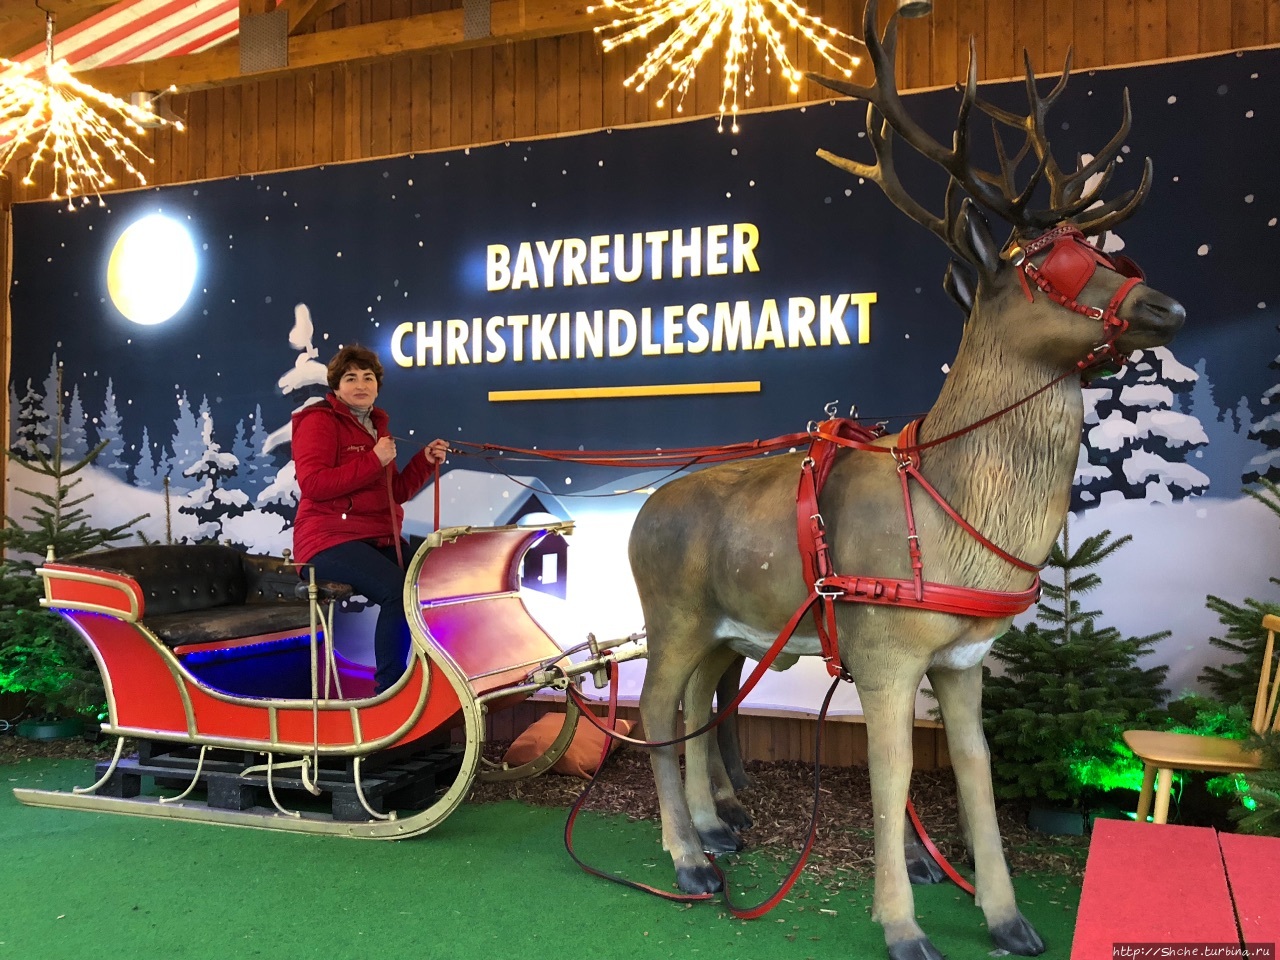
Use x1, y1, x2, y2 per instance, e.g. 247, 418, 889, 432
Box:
1, 759, 1081, 960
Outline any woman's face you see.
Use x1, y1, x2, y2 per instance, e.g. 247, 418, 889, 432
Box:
335, 365, 380, 408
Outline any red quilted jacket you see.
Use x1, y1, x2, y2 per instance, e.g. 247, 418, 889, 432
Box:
290, 393, 436, 564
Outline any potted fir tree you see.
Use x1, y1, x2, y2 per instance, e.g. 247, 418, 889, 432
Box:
1, 370, 144, 737
1197, 480, 1280, 832
981, 521, 1170, 834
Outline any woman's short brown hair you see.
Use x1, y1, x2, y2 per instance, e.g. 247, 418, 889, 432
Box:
326, 344, 384, 391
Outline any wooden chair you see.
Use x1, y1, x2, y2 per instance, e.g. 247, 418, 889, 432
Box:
1123, 614, 1280, 825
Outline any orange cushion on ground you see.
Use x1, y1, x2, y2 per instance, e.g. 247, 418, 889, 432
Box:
503, 714, 635, 779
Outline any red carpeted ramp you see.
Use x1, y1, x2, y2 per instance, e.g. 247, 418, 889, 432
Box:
1070, 820, 1238, 959
1218, 832, 1280, 951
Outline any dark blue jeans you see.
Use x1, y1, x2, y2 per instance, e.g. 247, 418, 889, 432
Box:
307, 540, 410, 694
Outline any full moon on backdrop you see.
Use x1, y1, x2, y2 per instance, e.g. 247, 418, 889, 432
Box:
106, 213, 198, 326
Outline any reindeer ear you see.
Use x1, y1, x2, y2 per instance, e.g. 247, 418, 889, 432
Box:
953, 200, 1002, 276
943, 261, 976, 318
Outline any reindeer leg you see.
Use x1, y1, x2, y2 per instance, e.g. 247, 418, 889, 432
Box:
858, 674, 943, 960
684, 647, 749, 850
929, 664, 1044, 957
715, 654, 752, 795
903, 813, 947, 885
640, 628, 723, 894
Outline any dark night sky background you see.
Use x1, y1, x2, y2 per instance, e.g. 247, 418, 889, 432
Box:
7, 48, 1279, 489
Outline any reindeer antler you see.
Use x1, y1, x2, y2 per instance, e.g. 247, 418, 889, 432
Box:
975, 50, 1153, 236
809, 0, 1151, 247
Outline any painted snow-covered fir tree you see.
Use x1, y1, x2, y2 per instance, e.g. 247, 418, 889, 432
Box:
1070, 169, 1209, 509
229, 405, 270, 498
63, 384, 90, 463
40, 355, 62, 455
1073, 346, 1209, 509
179, 411, 251, 540
1244, 319, 1280, 483
257, 302, 329, 515
168, 391, 207, 492
1184, 357, 1269, 495
133, 425, 161, 489
11, 379, 51, 461
97, 379, 129, 478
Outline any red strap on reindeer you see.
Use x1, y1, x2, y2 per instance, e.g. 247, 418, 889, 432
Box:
1009, 224, 1146, 378
796, 418, 1042, 679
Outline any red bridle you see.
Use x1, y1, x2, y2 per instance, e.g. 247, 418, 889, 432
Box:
1006, 223, 1146, 377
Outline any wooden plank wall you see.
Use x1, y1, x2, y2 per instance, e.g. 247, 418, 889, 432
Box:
481, 698, 951, 770
4, 0, 1279, 202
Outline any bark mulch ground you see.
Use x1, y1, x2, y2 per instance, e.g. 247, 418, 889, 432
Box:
1, 732, 1089, 884
469, 745, 1091, 883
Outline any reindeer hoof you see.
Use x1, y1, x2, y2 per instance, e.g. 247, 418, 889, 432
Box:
990, 912, 1045, 956
886, 936, 944, 960
714, 799, 753, 833
904, 847, 947, 885
675, 863, 723, 895
698, 823, 743, 854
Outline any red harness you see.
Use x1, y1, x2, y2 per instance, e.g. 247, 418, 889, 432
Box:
796, 418, 1043, 678
795, 225, 1146, 679
1012, 223, 1146, 378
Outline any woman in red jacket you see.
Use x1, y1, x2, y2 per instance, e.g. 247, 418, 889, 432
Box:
291, 344, 448, 694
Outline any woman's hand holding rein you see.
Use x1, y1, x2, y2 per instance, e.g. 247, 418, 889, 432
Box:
424, 438, 449, 466
374, 436, 397, 466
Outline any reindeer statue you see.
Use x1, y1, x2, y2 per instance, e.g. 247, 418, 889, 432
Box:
627, 3, 1185, 958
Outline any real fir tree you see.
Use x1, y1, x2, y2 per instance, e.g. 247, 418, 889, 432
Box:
1196, 480, 1280, 835
982, 521, 1171, 805
1199, 481, 1280, 709
1232, 731, 1280, 837
0, 370, 145, 718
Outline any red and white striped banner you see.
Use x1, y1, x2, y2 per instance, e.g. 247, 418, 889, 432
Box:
2, 0, 241, 80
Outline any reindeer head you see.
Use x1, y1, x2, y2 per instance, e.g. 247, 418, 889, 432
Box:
809, 0, 1184, 375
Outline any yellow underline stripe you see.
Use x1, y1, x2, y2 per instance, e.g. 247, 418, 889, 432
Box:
488, 381, 762, 402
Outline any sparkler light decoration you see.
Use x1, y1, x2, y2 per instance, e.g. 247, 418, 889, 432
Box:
0, 12, 183, 209
589, 0, 863, 132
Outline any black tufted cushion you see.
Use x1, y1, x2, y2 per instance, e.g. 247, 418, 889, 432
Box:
65, 544, 324, 649
241, 554, 306, 602
71, 544, 251, 617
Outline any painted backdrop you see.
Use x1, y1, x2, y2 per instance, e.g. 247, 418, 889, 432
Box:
8, 48, 1280, 712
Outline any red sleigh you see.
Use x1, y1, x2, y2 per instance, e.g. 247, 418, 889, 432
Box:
13, 521, 645, 837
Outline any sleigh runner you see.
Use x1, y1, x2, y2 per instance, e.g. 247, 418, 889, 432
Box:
13, 521, 647, 837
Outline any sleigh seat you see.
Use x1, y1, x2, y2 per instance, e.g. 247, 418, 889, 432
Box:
41, 543, 355, 698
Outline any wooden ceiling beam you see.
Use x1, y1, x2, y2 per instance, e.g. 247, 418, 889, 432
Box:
0, 0, 115, 60
0, 0, 108, 28
71, 0, 611, 95
284, 0, 341, 35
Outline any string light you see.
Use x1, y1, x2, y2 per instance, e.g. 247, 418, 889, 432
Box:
0, 12, 183, 210
589, 0, 862, 132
